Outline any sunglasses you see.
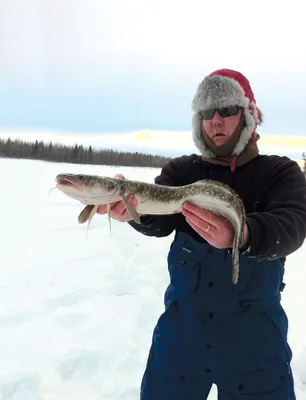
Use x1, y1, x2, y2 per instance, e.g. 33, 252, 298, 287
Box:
200, 105, 241, 120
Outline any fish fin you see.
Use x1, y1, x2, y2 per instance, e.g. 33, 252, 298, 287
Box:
107, 203, 112, 236
120, 193, 141, 224
86, 205, 99, 238
88, 205, 99, 224
78, 205, 95, 224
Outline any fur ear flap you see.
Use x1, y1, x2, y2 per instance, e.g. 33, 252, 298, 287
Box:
256, 107, 263, 124
249, 103, 263, 126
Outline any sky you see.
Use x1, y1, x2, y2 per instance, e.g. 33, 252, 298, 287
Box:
1, 0, 306, 137
1, 157, 306, 399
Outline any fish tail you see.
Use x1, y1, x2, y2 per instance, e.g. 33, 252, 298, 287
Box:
232, 235, 240, 284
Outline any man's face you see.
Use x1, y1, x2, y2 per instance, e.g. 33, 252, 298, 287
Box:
201, 106, 243, 147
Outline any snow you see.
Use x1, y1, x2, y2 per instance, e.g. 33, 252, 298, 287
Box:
0, 157, 306, 399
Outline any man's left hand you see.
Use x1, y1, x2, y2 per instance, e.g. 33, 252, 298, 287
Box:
182, 202, 249, 249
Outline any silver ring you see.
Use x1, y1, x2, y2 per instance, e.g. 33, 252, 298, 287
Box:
204, 223, 211, 232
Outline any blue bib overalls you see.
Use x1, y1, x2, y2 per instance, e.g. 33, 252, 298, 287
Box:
140, 232, 295, 399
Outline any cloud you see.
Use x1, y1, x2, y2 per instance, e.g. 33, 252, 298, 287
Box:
2, 0, 306, 83
1, 0, 305, 135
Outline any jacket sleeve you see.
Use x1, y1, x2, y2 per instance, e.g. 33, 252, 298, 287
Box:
242, 156, 306, 260
127, 155, 192, 237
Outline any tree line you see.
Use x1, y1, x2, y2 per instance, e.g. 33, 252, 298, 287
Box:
0, 137, 172, 168
0, 137, 305, 173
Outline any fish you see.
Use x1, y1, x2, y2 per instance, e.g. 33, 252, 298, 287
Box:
54, 173, 246, 284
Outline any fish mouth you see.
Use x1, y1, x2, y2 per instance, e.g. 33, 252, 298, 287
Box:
55, 175, 84, 191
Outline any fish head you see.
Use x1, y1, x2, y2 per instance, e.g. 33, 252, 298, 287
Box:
55, 173, 123, 205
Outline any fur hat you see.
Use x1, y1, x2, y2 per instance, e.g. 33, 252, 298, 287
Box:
191, 69, 262, 158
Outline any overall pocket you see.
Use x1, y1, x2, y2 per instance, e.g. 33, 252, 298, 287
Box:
167, 240, 202, 295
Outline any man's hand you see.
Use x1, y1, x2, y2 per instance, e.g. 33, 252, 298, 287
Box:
182, 202, 249, 249
96, 174, 138, 222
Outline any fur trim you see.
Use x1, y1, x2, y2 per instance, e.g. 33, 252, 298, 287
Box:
191, 74, 262, 157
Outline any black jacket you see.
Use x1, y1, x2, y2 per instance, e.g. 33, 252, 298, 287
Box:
128, 154, 306, 262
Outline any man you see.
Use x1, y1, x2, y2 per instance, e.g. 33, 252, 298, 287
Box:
98, 69, 306, 399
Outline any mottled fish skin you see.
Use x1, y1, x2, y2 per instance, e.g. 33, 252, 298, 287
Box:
55, 173, 246, 284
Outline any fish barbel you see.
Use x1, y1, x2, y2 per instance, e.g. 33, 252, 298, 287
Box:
54, 173, 246, 284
